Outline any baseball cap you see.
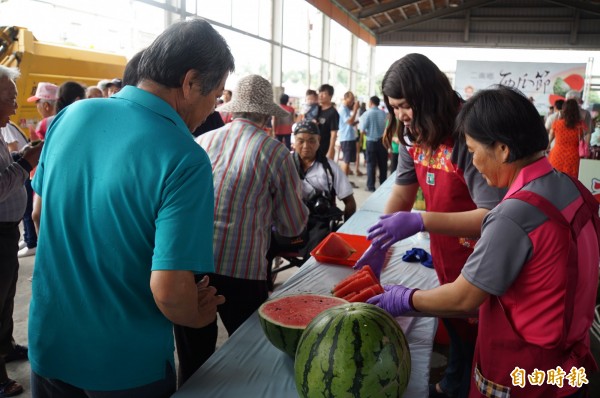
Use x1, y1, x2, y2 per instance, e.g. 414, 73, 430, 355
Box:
27, 82, 59, 102
293, 120, 320, 135
106, 78, 122, 89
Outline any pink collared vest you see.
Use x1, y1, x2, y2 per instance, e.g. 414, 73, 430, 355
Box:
470, 176, 600, 397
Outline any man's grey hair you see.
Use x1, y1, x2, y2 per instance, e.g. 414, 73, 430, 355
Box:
0, 65, 20, 81
565, 90, 581, 101
138, 18, 235, 95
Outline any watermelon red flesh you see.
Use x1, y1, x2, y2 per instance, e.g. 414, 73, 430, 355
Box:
564, 74, 584, 91
347, 285, 384, 303
333, 265, 383, 302
258, 294, 347, 357
332, 265, 377, 294
333, 274, 373, 298
315, 233, 356, 259
295, 303, 411, 398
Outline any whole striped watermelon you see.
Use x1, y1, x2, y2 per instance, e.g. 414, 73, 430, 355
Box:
258, 294, 348, 357
294, 302, 411, 398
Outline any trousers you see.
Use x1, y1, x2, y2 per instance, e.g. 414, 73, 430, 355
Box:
173, 273, 269, 387
0, 222, 20, 381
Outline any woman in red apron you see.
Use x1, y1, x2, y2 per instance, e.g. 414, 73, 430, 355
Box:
356, 54, 506, 398
367, 85, 599, 397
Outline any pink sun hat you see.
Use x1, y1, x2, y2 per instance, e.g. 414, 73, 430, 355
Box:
27, 82, 59, 102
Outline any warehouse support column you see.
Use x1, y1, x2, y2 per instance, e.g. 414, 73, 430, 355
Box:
321, 15, 330, 83
272, 0, 283, 101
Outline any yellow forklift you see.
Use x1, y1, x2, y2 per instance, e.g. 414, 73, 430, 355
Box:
0, 26, 126, 136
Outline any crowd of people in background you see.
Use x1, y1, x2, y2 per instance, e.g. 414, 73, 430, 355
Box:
0, 16, 599, 398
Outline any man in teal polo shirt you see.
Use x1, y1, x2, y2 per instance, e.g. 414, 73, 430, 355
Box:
29, 19, 234, 397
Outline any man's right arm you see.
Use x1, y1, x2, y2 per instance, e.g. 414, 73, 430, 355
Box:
327, 130, 337, 159
150, 271, 224, 328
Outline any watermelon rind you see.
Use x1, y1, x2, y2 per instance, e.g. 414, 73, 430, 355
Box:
258, 294, 348, 357
294, 302, 411, 398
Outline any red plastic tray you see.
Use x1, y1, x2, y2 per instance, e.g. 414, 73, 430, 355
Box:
310, 232, 371, 267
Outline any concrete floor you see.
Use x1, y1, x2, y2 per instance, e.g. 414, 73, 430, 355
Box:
7, 156, 392, 397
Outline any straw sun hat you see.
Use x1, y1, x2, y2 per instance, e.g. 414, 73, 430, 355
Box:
218, 75, 289, 118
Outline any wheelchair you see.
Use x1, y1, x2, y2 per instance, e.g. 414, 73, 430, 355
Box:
266, 206, 345, 289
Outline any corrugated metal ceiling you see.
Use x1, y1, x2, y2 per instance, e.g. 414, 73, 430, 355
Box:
331, 0, 600, 49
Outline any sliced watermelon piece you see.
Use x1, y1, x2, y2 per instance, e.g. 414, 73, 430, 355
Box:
333, 274, 373, 298
258, 294, 347, 357
342, 291, 359, 301
332, 265, 383, 302
564, 74, 584, 91
314, 233, 356, 259
332, 265, 373, 293
348, 285, 384, 303
361, 264, 379, 282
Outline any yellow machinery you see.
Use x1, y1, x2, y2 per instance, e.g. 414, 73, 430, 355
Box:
0, 26, 126, 135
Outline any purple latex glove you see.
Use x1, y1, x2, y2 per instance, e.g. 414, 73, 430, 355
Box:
367, 211, 424, 250
367, 285, 418, 317
353, 244, 387, 280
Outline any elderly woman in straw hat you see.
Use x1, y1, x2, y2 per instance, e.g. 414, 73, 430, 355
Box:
174, 75, 310, 384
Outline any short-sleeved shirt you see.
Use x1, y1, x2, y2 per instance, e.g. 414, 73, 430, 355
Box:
359, 106, 387, 141
337, 105, 357, 142
34, 115, 56, 140
0, 122, 28, 150
301, 157, 353, 201
197, 119, 309, 281
462, 159, 592, 296
0, 135, 28, 221
317, 106, 339, 155
30, 86, 215, 390
396, 140, 501, 210
274, 104, 295, 136
545, 112, 559, 131
462, 157, 599, 348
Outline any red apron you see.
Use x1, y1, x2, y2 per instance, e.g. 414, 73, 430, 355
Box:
410, 140, 479, 341
470, 178, 600, 398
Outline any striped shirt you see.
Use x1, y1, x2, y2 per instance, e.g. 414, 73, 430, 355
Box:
359, 106, 387, 141
196, 119, 309, 280
0, 135, 28, 221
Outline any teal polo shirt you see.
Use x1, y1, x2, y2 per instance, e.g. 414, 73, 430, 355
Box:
30, 86, 215, 390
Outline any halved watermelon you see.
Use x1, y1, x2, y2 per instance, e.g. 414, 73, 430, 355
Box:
258, 294, 347, 357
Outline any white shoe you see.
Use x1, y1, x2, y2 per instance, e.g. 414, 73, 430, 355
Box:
18, 240, 26, 249
18, 246, 36, 258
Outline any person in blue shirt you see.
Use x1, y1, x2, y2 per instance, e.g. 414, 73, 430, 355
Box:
338, 91, 360, 184
359, 95, 388, 191
29, 19, 234, 398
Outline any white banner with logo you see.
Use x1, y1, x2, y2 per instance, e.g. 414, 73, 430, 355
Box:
578, 159, 600, 204
454, 61, 587, 115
